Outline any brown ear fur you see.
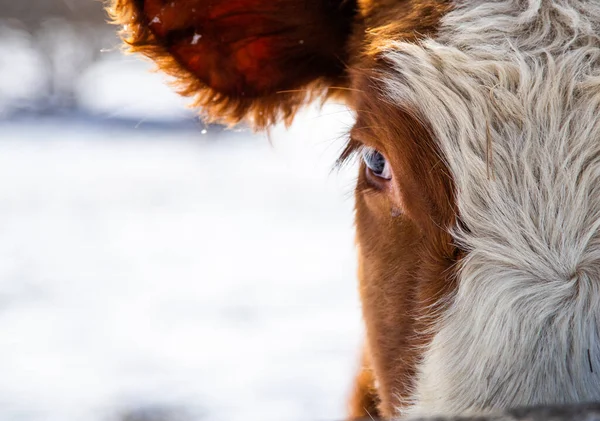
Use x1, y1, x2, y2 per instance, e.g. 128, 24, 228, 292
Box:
106, 0, 358, 128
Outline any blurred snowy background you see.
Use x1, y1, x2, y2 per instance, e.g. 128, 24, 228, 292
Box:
0, 2, 361, 421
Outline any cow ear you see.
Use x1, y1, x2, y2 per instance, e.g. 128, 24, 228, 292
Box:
107, 0, 359, 128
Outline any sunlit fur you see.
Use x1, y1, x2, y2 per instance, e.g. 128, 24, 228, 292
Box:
107, 0, 357, 128
381, 1, 600, 416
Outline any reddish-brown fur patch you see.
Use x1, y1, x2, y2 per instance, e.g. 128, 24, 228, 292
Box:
107, 0, 357, 128
144, 0, 354, 97
345, 2, 453, 416
348, 345, 380, 420
355, 0, 452, 53
349, 66, 458, 418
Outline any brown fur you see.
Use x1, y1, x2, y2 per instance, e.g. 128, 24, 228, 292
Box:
106, 0, 357, 128
356, 0, 452, 56
106, 0, 455, 418
348, 345, 381, 420
350, 66, 457, 417
343, 3, 454, 416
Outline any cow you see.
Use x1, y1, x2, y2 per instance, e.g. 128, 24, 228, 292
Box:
106, 0, 600, 419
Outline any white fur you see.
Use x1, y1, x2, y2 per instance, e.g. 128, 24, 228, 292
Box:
381, 0, 600, 417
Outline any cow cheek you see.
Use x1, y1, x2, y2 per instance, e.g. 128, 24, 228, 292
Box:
354, 178, 423, 417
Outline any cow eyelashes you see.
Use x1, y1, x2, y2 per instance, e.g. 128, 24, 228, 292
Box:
362, 147, 392, 180
337, 138, 392, 182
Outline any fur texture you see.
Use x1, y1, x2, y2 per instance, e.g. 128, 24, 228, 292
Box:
106, 0, 358, 128
358, 402, 600, 421
351, 70, 459, 418
380, 0, 600, 416
412, 403, 600, 421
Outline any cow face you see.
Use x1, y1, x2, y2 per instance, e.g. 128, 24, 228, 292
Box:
108, 0, 600, 418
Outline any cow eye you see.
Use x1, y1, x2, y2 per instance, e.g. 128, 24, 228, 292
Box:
362, 147, 392, 180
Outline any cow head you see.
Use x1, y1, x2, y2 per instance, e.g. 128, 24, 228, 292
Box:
107, 0, 600, 418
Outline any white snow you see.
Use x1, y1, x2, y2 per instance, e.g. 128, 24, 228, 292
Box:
76, 58, 194, 122
0, 30, 46, 115
0, 105, 362, 421
191, 34, 202, 45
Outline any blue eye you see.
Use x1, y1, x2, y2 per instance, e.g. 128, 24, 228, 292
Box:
362, 147, 392, 180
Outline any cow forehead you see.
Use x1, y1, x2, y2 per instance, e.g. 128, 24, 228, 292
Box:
370, 0, 600, 415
